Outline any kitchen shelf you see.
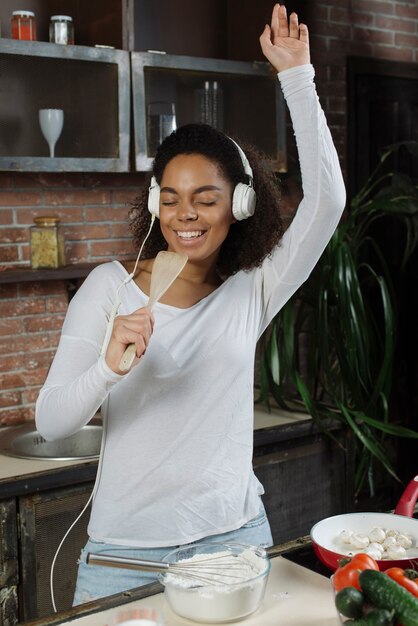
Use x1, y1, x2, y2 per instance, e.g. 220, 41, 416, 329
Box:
0, 39, 130, 172
0, 263, 99, 284
131, 51, 287, 172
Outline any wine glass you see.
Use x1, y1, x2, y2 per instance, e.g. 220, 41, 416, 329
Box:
39, 109, 64, 158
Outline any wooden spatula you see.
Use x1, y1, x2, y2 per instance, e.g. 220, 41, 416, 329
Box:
118, 251, 188, 372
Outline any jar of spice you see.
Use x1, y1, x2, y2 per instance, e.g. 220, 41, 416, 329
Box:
49, 15, 74, 45
30, 216, 66, 269
11, 10, 36, 41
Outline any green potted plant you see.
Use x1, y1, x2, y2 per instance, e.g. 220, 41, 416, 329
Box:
258, 141, 418, 497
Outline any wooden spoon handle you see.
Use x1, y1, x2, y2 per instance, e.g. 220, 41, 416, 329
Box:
119, 343, 137, 373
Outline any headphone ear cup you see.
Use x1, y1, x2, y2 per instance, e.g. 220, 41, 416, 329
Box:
232, 183, 256, 220
148, 177, 160, 218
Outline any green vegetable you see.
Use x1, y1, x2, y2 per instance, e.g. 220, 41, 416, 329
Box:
359, 569, 418, 626
346, 608, 394, 625
335, 586, 365, 618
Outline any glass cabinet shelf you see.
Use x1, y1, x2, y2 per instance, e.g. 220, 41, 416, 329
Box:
131, 52, 287, 172
0, 40, 130, 172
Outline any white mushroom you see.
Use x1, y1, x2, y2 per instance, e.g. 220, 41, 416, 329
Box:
338, 529, 354, 545
368, 527, 386, 543
369, 542, 384, 556
396, 534, 413, 549
386, 529, 400, 538
364, 547, 383, 560
383, 535, 397, 549
350, 533, 370, 549
386, 545, 406, 560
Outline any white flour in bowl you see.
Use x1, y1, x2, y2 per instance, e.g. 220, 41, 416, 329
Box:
163, 548, 270, 623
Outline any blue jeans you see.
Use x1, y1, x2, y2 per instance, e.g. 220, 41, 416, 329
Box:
73, 499, 273, 605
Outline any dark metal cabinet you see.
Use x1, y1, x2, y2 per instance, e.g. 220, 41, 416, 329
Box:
253, 422, 355, 545
0, 499, 18, 626
18, 482, 93, 621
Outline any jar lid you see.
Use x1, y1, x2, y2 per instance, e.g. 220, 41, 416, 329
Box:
33, 216, 60, 226
50, 15, 73, 21
12, 10, 35, 17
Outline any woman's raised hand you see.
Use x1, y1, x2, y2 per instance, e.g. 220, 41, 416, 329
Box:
259, 4, 310, 73
105, 307, 154, 374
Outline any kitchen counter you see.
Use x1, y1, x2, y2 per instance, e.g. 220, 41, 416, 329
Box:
0, 405, 311, 492
22, 550, 339, 626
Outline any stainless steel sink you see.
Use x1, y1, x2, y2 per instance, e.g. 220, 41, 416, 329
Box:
0, 418, 102, 461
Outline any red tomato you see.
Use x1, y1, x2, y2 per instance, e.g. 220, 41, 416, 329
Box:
333, 553, 379, 592
385, 567, 418, 597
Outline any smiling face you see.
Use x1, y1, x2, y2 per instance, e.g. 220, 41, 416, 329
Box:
158, 153, 235, 271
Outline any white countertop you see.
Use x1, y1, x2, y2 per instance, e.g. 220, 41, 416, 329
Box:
0, 406, 309, 483
58, 556, 339, 626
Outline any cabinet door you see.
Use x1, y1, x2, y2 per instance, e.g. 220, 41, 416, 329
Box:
0, 499, 18, 626
18, 482, 94, 621
253, 431, 354, 545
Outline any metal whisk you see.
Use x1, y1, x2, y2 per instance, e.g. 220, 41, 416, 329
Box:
87, 551, 262, 586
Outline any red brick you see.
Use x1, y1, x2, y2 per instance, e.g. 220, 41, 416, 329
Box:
66, 242, 89, 264
84, 172, 146, 188
376, 15, 416, 33
347, 40, 374, 56
90, 239, 135, 258
0, 174, 14, 188
46, 296, 68, 313
0, 372, 25, 389
111, 223, 132, 238
396, 32, 418, 48
329, 7, 351, 23
0, 227, 29, 243
112, 190, 142, 206
313, 21, 351, 39
329, 96, 347, 113
351, 11, 376, 27
0, 298, 45, 318
0, 191, 43, 207
85, 206, 131, 222
372, 44, 413, 61
16, 207, 84, 225
0, 406, 34, 425
63, 224, 110, 240
44, 190, 111, 206
0, 354, 26, 373
24, 367, 50, 386
0, 246, 19, 262
396, 4, 418, 19
22, 387, 42, 404
0, 391, 22, 408
0, 334, 51, 355
24, 314, 65, 333
0, 210, 13, 225
353, 27, 394, 44
0, 319, 23, 336
25, 350, 56, 370
351, 0, 394, 15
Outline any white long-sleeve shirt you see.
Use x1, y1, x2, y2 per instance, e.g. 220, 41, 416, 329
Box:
36, 65, 346, 547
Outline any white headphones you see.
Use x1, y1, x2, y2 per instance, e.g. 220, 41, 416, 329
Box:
147, 137, 256, 221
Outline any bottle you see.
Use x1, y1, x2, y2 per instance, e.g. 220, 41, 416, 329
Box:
30, 216, 66, 269
11, 10, 36, 41
49, 15, 74, 45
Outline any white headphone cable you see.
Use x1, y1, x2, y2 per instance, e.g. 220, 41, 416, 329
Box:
50, 213, 156, 613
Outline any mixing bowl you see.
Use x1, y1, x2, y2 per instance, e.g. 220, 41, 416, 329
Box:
160, 542, 270, 623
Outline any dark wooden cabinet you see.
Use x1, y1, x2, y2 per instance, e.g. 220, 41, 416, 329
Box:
0, 499, 18, 626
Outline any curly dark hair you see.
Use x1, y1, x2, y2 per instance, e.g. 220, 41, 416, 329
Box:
130, 124, 284, 277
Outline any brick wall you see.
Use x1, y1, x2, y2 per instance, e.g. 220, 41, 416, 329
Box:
1, 0, 417, 425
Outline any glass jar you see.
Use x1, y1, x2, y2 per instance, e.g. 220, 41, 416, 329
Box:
30, 216, 66, 269
49, 15, 74, 45
11, 10, 36, 41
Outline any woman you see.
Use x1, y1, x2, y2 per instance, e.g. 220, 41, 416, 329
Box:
36, 4, 346, 604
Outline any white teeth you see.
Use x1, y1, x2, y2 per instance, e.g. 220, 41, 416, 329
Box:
176, 231, 203, 239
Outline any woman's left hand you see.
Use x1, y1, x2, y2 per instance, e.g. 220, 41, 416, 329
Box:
259, 4, 310, 73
